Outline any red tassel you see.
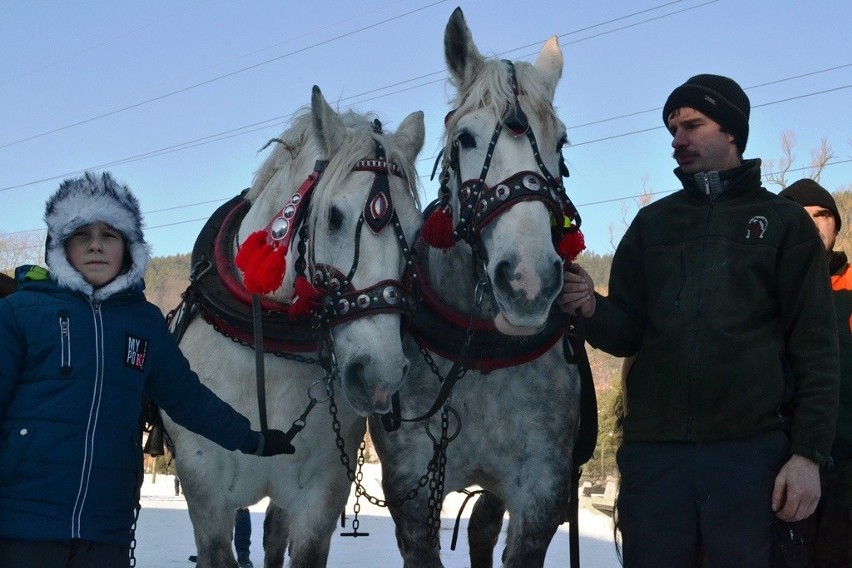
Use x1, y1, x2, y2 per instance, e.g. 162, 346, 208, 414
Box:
289, 275, 324, 320
235, 230, 268, 272
557, 230, 586, 262
422, 206, 455, 250
237, 231, 288, 294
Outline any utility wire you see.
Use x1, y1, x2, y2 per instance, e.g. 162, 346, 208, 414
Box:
0, 0, 698, 152
0, 1, 448, 152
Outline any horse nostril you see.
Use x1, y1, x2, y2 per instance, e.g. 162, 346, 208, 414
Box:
546, 259, 563, 296
494, 260, 515, 294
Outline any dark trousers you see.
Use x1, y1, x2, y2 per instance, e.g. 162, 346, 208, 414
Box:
616, 431, 790, 568
234, 507, 251, 559
0, 537, 129, 568
799, 464, 852, 567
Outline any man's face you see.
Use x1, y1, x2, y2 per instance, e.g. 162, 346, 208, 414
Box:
803, 205, 837, 252
667, 107, 741, 174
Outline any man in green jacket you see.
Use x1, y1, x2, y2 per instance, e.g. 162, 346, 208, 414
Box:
559, 74, 839, 566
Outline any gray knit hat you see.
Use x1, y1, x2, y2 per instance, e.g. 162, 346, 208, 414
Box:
44, 171, 151, 300
779, 178, 841, 232
662, 74, 750, 154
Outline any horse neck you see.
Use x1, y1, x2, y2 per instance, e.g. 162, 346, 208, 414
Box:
425, 244, 495, 318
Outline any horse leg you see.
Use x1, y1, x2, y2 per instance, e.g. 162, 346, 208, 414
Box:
386, 498, 444, 568
184, 498, 239, 568
499, 493, 566, 568
468, 491, 506, 568
262, 502, 289, 568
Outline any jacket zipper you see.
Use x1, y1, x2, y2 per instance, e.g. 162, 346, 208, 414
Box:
71, 301, 105, 539
58, 310, 71, 376
685, 194, 716, 440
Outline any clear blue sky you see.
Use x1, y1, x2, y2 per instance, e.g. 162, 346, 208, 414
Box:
1, 0, 850, 261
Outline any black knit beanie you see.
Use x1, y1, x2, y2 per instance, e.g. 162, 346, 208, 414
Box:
779, 178, 842, 232
662, 74, 750, 154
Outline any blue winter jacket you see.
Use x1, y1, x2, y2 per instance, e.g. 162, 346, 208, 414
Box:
0, 267, 261, 545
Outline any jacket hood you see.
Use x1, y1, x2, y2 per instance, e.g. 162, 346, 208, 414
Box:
44, 171, 151, 301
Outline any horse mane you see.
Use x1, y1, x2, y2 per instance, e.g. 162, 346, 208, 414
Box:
445, 57, 561, 147
246, 107, 421, 245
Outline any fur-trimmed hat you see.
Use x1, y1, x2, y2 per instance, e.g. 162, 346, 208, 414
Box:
662, 74, 750, 154
779, 178, 842, 232
44, 171, 151, 300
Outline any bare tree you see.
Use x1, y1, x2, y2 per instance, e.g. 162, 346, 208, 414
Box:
764, 132, 835, 190
0, 230, 45, 274
607, 175, 656, 252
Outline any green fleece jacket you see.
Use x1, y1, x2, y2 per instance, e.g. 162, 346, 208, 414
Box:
585, 159, 839, 465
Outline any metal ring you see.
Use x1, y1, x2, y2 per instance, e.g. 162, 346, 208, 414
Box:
308, 379, 332, 403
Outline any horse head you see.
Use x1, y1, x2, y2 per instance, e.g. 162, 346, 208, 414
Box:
425, 7, 581, 336
237, 86, 424, 415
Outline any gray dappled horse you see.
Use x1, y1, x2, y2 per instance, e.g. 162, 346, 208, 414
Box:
161, 87, 424, 568
368, 8, 585, 568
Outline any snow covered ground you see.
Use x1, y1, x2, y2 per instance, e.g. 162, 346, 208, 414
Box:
133, 466, 621, 567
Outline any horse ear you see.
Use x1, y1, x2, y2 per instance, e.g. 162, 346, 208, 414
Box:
444, 7, 483, 87
311, 85, 347, 157
392, 111, 425, 164
534, 36, 563, 98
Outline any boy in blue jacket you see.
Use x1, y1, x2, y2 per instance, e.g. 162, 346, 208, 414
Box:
0, 172, 291, 568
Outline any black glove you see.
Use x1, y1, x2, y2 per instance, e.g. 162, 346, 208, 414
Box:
253, 429, 296, 456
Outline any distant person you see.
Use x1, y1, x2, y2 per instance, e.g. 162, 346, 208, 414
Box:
780, 178, 852, 566
189, 507, 253, 567
174, 474, 181, 497
0, 172, 293, 568
558, 74, 839, 566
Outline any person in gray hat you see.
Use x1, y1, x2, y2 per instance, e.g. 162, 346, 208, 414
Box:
559, 75, 839, 566
0, 172, 294, 568
781, 178, 852, 566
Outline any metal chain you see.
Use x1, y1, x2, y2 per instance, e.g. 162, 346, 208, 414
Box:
128, 504, 140, 567
339, 439, 370, 537
426, 407, 451, 548
329, 384, 433, 510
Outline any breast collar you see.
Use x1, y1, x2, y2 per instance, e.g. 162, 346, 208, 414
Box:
407, 236, 566, 373
183, 191, 318, 353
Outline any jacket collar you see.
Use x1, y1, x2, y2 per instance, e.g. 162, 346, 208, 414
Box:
675, 158, 763, 201
829, 250, 849, 276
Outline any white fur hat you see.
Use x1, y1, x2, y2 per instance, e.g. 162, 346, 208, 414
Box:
44, 171, 151, 301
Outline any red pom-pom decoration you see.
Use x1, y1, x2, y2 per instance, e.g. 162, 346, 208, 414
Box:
289, 275, 324, 320
422, 205, 455, 250
235, 230, 267, 272
237, 230, 288, 295
557, 230, 586, 263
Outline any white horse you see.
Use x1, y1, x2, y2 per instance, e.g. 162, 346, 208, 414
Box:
368, 9, 585, 567
161, 86, 424, 568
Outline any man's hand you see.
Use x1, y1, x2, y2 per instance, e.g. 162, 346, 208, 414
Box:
772, 454, 821, 521
557, 263, 596, 318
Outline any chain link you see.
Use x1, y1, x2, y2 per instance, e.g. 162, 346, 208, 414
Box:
128, 504, 139, 567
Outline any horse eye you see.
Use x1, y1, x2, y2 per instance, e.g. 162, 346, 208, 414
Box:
456, 130, 476, 149
328, 207, 344, 231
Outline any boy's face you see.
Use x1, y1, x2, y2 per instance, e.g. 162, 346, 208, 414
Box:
65, 221, 126, 288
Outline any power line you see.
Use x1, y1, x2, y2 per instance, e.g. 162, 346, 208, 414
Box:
0, 0, 705, 153
0, 0, 448, 152
6, 157, 852, 245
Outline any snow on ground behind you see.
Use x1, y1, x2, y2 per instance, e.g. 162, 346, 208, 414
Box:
133, 467, 621, 567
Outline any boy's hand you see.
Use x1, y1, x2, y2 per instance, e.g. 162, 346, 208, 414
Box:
253, 430, 296, 456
